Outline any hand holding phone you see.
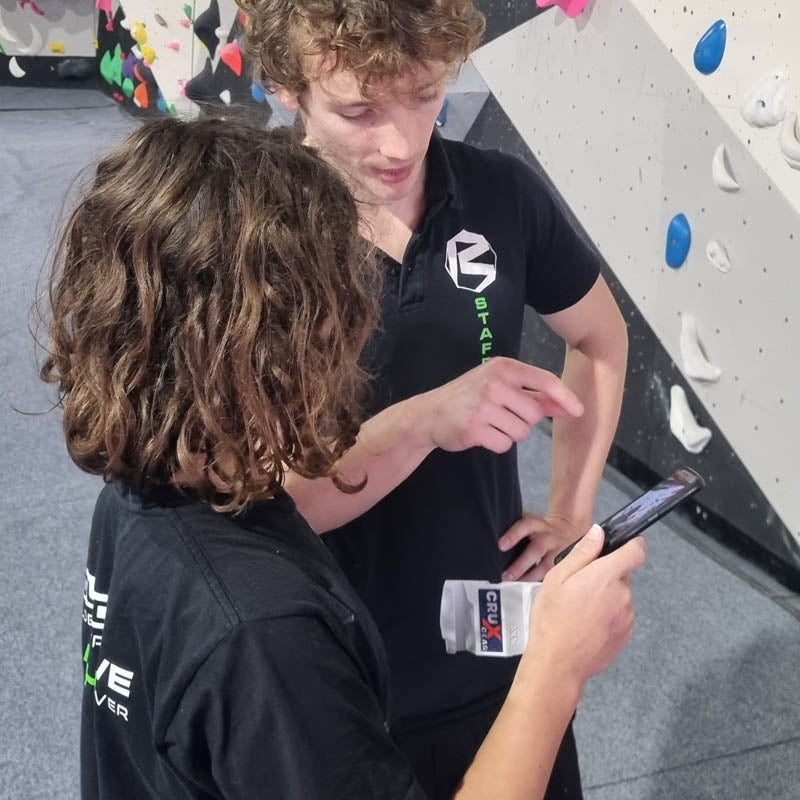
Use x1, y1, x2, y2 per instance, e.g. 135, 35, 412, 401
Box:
554, 467, 705, 565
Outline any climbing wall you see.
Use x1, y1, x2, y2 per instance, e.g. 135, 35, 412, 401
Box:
2, 0, 796, 573
91, 0, 269, 119
466, 0, 800, 572
0, 0, 95, 84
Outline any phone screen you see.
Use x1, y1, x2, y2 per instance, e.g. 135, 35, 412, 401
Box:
554, 468, 705, 564
601, 468, 703, 545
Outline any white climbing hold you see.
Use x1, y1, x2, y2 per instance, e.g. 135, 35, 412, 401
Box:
779, 111, 800, 170
711, 144, 740, 192
9, 56, 25, 78
741, 69, 787, 128
680, 313, 722, 383
16, 24, 43, 56
0, 18, 19, 44
706, 239, 731, 273
670, 385, 712, 454
219, 89, 231, 105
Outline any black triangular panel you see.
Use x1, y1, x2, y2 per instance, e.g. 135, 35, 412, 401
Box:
194, 0, 221, 59
475, 0, 553, 48
465, 93, 799, 581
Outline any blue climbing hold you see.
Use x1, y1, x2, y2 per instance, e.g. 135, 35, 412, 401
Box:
436, 97, 449, 128
694, 20, 726, 75
666, 213, 691, 268
156, 90, 167, 113
251, 81, 266, 103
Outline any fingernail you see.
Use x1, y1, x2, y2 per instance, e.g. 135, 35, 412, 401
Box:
587, 524, 603, 541
498, 538, 509, 551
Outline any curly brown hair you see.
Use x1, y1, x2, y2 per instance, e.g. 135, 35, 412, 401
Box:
39, 117, 380, 512
236, 0, 486, 96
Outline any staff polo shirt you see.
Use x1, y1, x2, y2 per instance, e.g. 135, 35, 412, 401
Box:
323, 132, 602, 721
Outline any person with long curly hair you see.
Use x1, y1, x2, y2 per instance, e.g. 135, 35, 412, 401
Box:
39, 116, 644, 800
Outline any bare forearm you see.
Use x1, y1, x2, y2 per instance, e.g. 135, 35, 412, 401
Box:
455, 659, 582, 800
548, 336, 628, 528
285, 394, 435, 533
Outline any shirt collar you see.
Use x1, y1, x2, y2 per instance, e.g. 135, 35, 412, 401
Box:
425, 130, 463, 215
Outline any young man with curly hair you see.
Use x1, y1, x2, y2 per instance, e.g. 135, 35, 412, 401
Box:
42, 117, 645, 800
237, 2, 631, 797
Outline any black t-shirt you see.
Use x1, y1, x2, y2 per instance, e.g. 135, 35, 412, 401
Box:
323, 134, 601, 720
81, 482, 425, 799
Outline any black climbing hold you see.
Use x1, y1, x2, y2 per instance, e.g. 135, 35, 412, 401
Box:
184, 58, 217, 105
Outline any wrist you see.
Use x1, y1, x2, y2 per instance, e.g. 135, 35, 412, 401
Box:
514, 650, 584, 714
397, 393, 439, 455
545, 508, 593, 537
401, 391, 439, 453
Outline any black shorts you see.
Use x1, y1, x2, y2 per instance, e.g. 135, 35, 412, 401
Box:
390, 686, 583, 800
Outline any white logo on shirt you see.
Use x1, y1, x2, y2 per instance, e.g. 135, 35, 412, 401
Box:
82, 569, 134, 722
444, 230, 497, 293
83, 568, 108, 631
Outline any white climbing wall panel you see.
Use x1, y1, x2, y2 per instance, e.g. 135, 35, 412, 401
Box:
471, 0, 800, 539
630, 0, 800, 214
0, 0, 95, 58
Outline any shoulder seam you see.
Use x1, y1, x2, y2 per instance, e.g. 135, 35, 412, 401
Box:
166, 508, 242, 629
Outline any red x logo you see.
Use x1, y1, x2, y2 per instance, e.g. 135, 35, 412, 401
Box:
482, 618, 502, 640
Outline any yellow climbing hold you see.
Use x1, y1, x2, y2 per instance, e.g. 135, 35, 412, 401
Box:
141, 45, 156, 64
132, 22, 147, 46
50, 41, 66, 54
93, 38, 99, 49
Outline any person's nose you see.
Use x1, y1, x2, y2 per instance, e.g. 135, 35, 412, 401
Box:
376, 115, 418, 163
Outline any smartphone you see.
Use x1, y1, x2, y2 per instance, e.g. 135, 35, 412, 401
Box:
553, 467, 706, 565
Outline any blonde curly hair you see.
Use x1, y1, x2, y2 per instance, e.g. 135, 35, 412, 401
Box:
236, 0, 486, 96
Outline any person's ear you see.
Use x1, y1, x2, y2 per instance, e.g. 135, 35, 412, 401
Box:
274, 85, 301, 111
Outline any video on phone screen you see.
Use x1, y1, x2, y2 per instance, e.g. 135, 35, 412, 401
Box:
603, 478, 687, 534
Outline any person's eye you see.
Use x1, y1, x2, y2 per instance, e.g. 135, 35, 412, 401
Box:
340, 108, 373, 121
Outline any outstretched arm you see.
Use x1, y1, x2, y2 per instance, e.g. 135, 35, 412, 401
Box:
286, 357, 585, 533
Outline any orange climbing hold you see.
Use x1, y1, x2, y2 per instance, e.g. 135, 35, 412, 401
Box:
134, 81, 149, 109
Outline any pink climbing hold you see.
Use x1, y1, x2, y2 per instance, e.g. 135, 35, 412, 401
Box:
220, 40, 242, 76
95, 0, 114, 31
168, 40, 181, 51
20, 0, 45, 15
179, 17, 191, 27
536, 0, 590, 19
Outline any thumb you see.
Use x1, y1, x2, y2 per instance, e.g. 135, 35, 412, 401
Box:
551, 524, 605, 579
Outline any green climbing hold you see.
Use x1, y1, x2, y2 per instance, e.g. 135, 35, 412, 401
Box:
99, 43, 123, 86
0, 42, 5, 56
168, 102, 177, 115
184, 4, 193, 21
122, 77, 134, 98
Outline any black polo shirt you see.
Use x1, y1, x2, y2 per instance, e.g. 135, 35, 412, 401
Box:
323, 133, 601, 721
81, 483, 424, 799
